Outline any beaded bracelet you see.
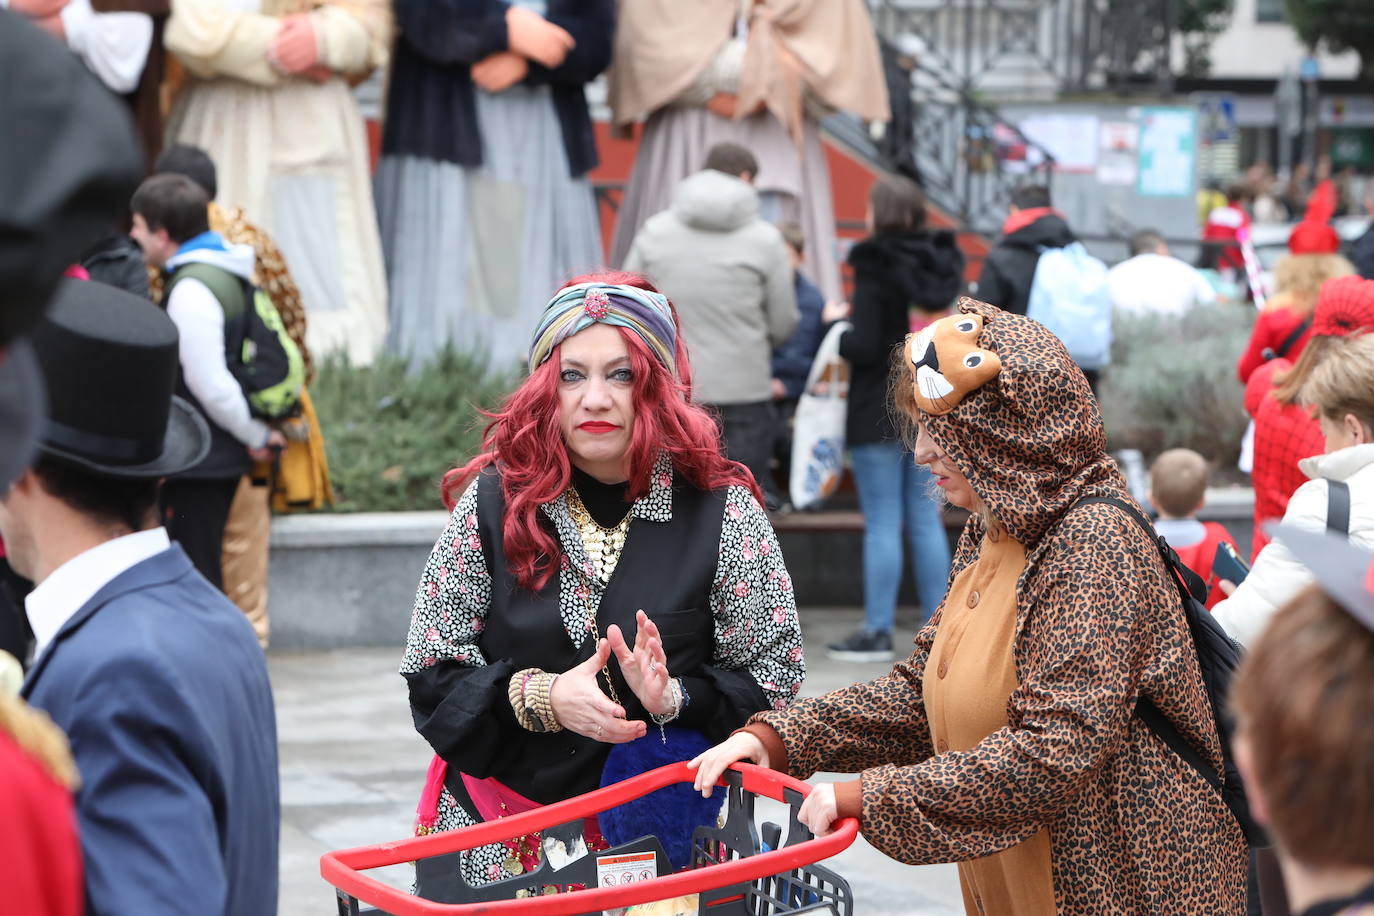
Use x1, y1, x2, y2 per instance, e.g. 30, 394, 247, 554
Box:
509, 668, 563, 734
529, 671, 561, 734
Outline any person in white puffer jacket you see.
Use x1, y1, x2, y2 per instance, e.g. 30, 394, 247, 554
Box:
1214, 332, 1374, 647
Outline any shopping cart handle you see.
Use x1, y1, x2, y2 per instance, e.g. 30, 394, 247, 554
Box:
321, 761, 858, 916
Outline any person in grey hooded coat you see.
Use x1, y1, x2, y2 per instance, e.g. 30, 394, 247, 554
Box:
623, 142, 797, 501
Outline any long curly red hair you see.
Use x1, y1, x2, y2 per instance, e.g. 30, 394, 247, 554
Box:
442, 272, 762, 591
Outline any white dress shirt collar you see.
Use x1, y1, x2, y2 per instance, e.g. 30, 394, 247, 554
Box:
26, 528, 171, 659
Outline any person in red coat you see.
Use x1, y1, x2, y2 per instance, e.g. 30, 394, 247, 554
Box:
1247, 275, 1374, 558
0, 693, 83, 916
1148, 448, 1239, 609
1201, 182, 1251, 277
1236, 179, 1353, 385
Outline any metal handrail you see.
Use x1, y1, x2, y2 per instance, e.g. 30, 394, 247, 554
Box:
597, 1, 1175, 252
867, 0, 1174, 98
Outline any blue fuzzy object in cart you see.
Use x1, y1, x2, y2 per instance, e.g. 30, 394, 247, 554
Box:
599, 728, 720, 871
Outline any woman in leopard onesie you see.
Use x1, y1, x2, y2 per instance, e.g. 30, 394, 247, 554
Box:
694, 299, 1247, 914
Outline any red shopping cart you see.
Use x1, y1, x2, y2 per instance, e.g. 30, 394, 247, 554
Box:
321, 762, 857, 915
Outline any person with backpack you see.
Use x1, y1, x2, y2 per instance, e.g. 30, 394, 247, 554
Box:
1215, 332, 1374, 648
129, 173, 290, 591
692, 301, 1247, 915
975, 185, 1112, 389
975, 186, 1071, 318
151, 143, 324, 648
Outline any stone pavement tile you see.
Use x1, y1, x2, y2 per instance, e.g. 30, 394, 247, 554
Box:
271, 610, 962, 915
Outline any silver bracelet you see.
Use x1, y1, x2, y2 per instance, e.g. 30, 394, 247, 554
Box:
650, 678, 683, 744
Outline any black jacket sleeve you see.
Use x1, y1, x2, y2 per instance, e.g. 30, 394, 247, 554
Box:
399, 478, 521, 779
522, 0, 615, 86
405, 658, 520, 776
838, 267, 890, 368
976, 252, 1012, 311
677, 668, 769, 742
1355, 229, 1374, 281
392, 0, 509, 66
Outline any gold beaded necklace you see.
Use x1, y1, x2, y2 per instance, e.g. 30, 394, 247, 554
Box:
564, 486, 631, 707
565, 486, 631, 583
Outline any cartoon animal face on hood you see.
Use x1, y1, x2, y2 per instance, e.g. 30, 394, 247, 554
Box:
911, 299, 1127, 547
904, 313, 1002, 415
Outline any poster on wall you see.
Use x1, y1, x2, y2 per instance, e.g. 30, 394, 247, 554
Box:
1137, 107, 1196, 198
1096, 121, 1139, 185
1016, 114, 1099, 173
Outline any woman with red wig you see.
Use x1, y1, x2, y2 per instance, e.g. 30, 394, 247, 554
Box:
399, 273, 805, 886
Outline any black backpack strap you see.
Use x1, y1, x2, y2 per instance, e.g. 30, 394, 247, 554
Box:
1262, 314, 1313, 361
1072, 495, 1228, 792
1328, 480, 1351, 536
1135, 696, 1224, 792
1277, 314, 1313, 359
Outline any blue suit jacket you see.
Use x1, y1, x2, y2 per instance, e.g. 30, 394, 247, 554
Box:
22, 545, 279, 916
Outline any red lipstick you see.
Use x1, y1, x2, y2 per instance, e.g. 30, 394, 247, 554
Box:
577, 421, 619, 433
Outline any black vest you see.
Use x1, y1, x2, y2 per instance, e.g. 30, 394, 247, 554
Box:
464, 469, 726, 804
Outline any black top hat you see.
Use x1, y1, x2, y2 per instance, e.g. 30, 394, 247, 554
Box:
1268, 522, 1374, 633
28, 279, 209, 479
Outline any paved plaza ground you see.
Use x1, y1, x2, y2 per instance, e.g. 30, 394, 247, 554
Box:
273, 605, 963, 915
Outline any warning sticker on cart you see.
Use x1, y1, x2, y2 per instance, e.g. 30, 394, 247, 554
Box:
595, 850, 657, 888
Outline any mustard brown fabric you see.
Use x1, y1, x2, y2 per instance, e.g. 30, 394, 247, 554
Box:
923, 531, 1054, 916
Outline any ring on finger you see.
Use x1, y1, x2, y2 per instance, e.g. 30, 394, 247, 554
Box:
596, 724, 603, 737
649, 661, 659, 674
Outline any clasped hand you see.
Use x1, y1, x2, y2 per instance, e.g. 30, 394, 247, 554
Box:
268, 14, 329, 81
505, 5, 574, 69
548, 609, 674, 743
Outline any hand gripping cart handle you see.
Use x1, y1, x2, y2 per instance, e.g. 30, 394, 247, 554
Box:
321, 761, 858, 916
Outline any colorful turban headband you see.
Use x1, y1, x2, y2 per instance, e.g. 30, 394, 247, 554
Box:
527, 282, 678, 376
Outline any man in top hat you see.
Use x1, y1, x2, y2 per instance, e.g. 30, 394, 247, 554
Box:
4, 279, 280, 916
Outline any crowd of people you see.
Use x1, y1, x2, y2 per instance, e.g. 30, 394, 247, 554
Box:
4, 3, 1374, 916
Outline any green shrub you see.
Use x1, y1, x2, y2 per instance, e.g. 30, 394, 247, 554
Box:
1099, 304, 1255, 472
310, 349, 518, 512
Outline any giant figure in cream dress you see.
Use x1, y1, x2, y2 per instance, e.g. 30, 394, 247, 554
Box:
165, 0, 391, 365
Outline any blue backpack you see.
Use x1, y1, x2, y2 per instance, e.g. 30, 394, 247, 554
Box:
1026, 242, 1113, 370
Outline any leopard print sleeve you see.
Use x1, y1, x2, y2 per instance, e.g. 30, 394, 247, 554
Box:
742, 518, 985, 779
852, 506, 1148, 865
749, 613, 942, 780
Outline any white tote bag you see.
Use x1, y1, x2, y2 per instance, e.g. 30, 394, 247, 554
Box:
789, 321, 851, 510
